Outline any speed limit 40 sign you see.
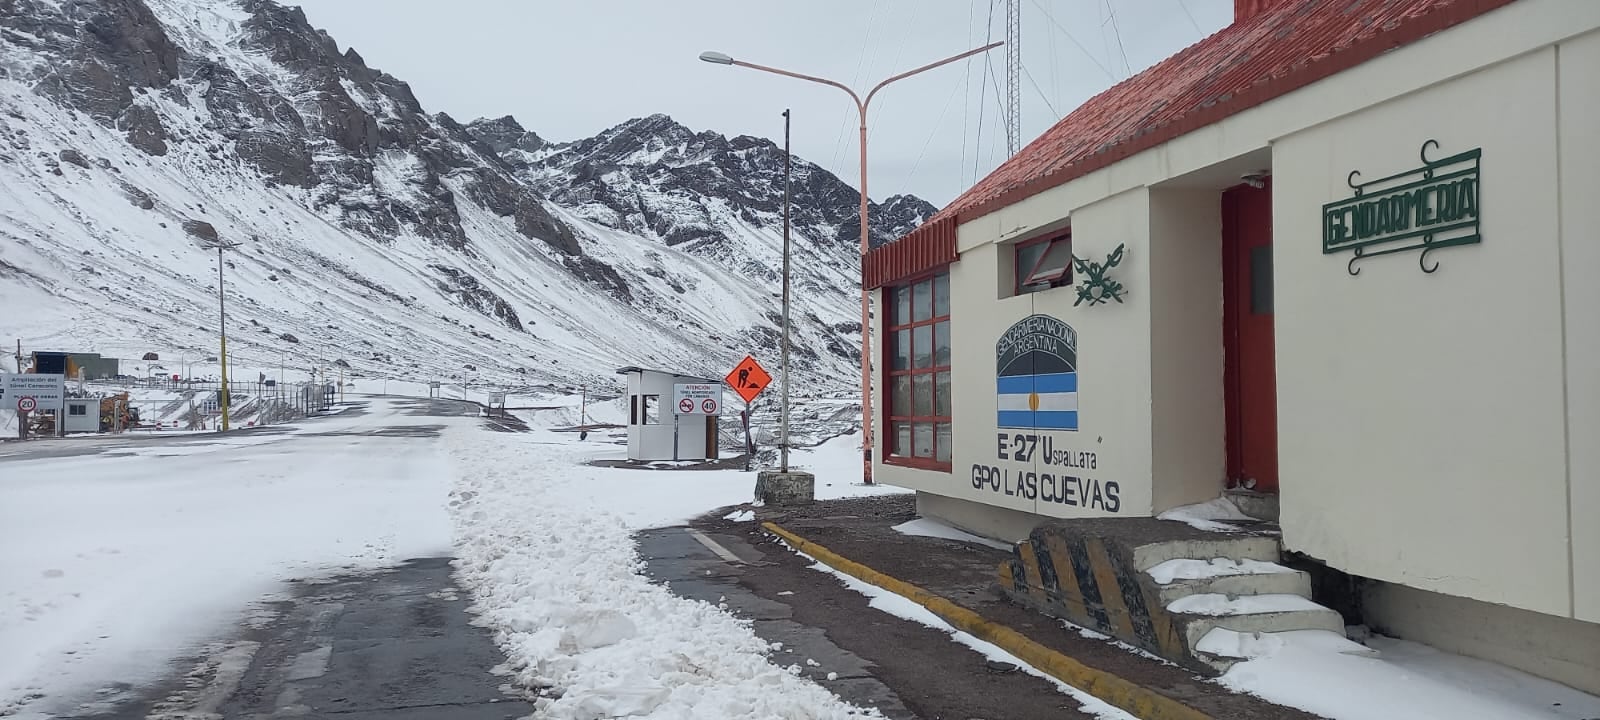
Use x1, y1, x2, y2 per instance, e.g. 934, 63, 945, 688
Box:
672, 383, 721, 416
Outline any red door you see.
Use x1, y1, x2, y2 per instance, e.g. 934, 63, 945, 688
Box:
1222, 180, 1278, 493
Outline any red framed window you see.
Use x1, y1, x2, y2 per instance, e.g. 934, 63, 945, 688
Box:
1015, 231, 1073, 295
885, 271, 952, 470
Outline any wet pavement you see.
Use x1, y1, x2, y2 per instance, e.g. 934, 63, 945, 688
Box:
638, 521, 1104, 720
57, 559, 533, 720
637, 527, 917, 719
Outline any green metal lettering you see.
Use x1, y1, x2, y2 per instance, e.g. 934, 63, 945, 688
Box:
1321, 140, 1482, 275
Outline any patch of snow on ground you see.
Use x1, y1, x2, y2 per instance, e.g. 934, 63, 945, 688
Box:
891, 518, 1014, 551
1156, 496, 1254, 532
787, 434, 913, 499
723, 509, 755, 522
444, 427, 880, 719
1211, 629, 1600, 720
794, 553, 1136, 720
1166, 593, 1326, 616
1146, 558, 1297, 585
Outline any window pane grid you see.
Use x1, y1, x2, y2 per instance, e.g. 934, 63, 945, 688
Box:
885, 271, 952, 466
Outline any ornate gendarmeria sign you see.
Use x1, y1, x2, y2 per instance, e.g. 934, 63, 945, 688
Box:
1323, 140, 1481, 275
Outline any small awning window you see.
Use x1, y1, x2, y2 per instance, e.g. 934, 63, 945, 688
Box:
1017, 233, 1072, 294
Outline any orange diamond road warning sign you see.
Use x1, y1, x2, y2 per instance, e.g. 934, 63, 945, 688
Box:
725, 355, 772, 403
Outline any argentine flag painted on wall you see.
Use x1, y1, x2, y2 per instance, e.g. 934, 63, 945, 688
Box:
995, 314, 1079, 431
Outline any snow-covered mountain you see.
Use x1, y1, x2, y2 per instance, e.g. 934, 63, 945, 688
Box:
0, 0, 933, 396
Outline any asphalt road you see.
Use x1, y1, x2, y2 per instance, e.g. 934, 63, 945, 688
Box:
58, 559, 534, 720
0, 396, 478, 463
5, 396, 517, 720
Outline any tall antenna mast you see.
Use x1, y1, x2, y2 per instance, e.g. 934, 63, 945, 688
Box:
1004, 0, 1022, 156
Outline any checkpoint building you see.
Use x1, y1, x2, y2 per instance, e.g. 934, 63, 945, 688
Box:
863, 0, 1600, 693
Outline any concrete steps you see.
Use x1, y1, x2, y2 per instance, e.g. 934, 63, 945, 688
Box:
1146, 557, 1312, 605
997, 507, 1349, 675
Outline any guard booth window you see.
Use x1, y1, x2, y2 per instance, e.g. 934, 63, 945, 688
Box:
642, 394, 660, 425
68, 404, 87, 416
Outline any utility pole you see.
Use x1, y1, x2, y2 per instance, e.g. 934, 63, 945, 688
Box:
206, 239, 242, 431
580, 384, 588, 427
780, 108, 793, 473
699, 40, 1001, 485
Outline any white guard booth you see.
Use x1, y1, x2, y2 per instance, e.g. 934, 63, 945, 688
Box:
616, 366, 723, 462
62, 398, 99, 433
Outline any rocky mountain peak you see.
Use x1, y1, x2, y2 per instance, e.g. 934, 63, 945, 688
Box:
507, 113, 936, 252
464, 115, 546, 155
0, 0, 932, 392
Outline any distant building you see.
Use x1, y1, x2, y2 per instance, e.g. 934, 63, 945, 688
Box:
616, 367, 722, 462
864, 0, 1599, 694
30, 351, 120, 380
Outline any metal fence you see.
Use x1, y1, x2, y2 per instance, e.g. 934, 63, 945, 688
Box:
84, 379, 339, 431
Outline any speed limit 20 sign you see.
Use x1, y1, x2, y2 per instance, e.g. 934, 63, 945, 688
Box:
16, 396, 37, 413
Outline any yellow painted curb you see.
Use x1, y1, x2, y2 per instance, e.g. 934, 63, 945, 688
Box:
762, 521, 1215, 720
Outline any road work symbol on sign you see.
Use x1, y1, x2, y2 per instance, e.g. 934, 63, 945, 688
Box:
725, 356, 772, 404
16, 396, 37, 413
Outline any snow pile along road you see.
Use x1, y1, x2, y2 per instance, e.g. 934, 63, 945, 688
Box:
444, 428, 881, 719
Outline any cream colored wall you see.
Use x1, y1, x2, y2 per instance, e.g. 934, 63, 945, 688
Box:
915, 491, 1045, 544
1018, 188, 1154, 520
1274, 49, 1571, 616
1560, 29, 1600, 625
1147, 190, 1226, 513
876, 190, 1157, 519
1364, 581, 1600, 696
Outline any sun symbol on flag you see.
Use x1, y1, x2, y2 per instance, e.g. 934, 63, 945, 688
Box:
1028, 392, 1040, 411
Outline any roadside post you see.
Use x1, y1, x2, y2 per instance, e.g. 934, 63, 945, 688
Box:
740, 409, 753, 471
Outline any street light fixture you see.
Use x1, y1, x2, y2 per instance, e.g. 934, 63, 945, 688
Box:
700, 41, 1002, 484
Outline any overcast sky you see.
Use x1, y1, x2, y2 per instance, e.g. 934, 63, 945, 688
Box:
289, 1, 1232, 207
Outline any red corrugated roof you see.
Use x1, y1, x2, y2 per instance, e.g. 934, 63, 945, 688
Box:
864, 0, 1515, 289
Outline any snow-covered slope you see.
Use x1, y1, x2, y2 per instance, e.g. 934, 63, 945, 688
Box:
0, 0, 931, 395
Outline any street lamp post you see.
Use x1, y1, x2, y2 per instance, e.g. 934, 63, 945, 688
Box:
780, 107, 793, 473
204, 239, 242, 431
700, 41, 1001, 484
